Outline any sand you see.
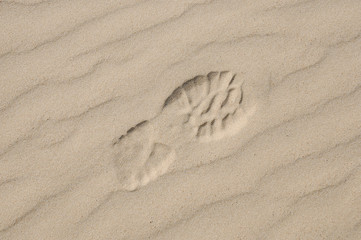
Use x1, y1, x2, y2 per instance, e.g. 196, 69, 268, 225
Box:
0, 0, 361, 239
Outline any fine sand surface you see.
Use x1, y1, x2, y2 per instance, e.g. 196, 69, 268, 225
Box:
1, 0, 361, 239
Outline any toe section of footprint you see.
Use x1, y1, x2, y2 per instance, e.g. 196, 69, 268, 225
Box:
163, 71, 242, 113
160, 71, 245, 140
162, 70, 248, 142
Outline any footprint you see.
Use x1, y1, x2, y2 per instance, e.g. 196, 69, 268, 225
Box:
113, 71, 255, 191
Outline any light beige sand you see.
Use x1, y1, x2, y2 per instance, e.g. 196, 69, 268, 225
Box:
1, 0, 361, 239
